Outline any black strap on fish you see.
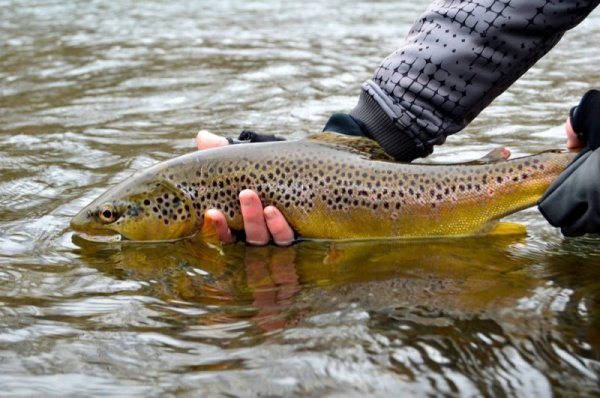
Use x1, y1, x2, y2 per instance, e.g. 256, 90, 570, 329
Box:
538, 90, 600, 237
227, 129, 286, 145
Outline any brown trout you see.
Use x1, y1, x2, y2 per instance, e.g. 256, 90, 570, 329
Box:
70, 133, 576, 242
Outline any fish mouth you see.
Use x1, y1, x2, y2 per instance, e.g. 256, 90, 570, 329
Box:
73, 231, 126, 243
70, 216, 124, 243
71, 228, 124, 243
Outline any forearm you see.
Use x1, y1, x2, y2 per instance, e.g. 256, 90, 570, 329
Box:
351, 0, 599, 161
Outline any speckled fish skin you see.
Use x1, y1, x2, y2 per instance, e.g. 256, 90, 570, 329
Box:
70, 135, 577, 241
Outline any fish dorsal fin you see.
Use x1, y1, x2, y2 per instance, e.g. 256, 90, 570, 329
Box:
306, 132, 394, 161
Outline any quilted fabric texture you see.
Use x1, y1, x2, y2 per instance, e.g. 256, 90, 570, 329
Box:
350, 0, 600, 161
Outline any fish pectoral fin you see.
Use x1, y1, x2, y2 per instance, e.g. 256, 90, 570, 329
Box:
306, 132, 394, 161
194, 215, 224, 248
485, 222, 527, 236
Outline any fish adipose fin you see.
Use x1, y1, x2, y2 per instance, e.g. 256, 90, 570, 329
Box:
306, 132, 394, 161
461, 147, 512, 165
479, 147, 511, 163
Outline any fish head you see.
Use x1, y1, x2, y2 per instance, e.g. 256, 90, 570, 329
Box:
71, 174, 198, 242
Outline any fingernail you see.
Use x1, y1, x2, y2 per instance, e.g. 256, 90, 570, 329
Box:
246, 239, 268, 246
239, 190, 255, 207
264, 207, 275, 220
275, 240, 293, 247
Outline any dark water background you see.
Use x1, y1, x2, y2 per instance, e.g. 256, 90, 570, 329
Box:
1, 0, 599, 396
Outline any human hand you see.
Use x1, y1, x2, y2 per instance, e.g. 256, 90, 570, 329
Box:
566, 90, 600, 150
539, 89, 600, 236
565, 117, 584, 150
196, 130, 295, 246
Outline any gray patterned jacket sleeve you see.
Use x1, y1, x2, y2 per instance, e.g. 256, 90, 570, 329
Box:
349, 0, 599, 161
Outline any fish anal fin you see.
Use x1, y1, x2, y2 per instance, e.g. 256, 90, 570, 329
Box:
307, 132, 394, 161
486, 222, 527, 236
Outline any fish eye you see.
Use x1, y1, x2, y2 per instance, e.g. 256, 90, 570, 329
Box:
98, 204, 120, 224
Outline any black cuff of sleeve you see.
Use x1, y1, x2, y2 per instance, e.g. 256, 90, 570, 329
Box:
323, 113, 368, 137
349, 91, 427, 162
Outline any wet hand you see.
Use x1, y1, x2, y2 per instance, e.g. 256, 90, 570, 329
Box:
565, 89, 600, 150
540, 89, 600, 237
196, 130, 295, 246
565, 117, 584, 150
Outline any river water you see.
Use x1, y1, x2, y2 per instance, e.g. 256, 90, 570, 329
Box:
1, 0, 599, 396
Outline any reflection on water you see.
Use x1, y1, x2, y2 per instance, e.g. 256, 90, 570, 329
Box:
64, 236, 600, 396
1, 0, 599, 396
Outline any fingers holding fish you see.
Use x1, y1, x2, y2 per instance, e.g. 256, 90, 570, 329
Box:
195, 130, 294, 246
264, 206, 295, 246
240, 189, 271, 246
